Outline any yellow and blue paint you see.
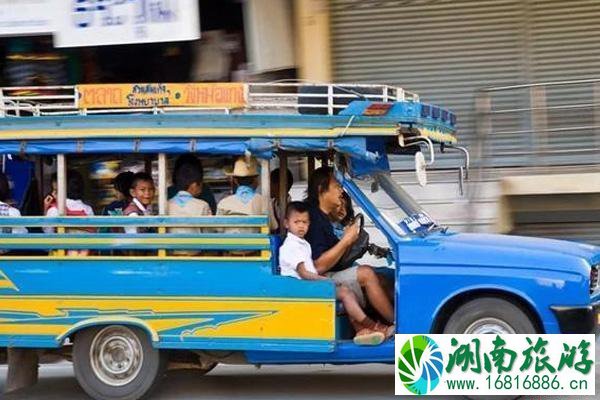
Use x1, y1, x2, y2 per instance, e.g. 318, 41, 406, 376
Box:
0, 257, 336, 353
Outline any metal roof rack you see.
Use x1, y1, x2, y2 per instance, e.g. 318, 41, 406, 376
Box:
0, 82, 419, 117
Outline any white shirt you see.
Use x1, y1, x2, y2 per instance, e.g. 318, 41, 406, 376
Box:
45, 199, 94, 233
279, 232, 318, 279
125, 198, 152, 235
0, 201, 26, 234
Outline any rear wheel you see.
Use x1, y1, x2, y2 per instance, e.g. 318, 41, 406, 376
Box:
73, 325, 166, 400
444, 297, 535, 400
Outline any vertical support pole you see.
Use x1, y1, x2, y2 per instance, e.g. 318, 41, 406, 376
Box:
56, 154, 66, 256
157, 153, 167, 257
56, 154, 66, 215
327, 84, 334, 115
278, 152, 288, 235
259, 158, 271, 259
260, 158, 271, 216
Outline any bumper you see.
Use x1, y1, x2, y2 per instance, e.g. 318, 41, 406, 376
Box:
550, 304, 599, 334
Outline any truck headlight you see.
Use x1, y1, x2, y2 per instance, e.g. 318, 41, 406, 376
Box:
591, 264, 599, 294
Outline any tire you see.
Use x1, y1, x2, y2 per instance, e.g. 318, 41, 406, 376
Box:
73, 325, 166, 400
445, 298, 534, 400
443, 297, 537, 334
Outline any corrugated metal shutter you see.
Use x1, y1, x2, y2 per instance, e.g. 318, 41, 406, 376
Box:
330, 0, 600, 169
526, 0, 600, 166
330, 0, 526, 169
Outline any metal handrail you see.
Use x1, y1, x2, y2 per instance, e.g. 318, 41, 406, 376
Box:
0, 82, 418, 117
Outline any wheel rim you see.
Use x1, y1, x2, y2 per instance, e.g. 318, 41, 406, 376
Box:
464, 318, 517, 334
89, 326, 144, 387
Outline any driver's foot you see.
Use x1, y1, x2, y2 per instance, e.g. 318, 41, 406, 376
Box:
353, 328, 385, 346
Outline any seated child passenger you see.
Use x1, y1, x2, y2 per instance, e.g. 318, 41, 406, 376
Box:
0, 173, 27, 251
102, 171, 134, 216
124, 172, 155, 234
279, 201, 393, 346
45, 170, 95, 256
168, 163, 212, 255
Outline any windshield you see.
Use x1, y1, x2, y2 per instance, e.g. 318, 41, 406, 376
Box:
351, 173, 439, 236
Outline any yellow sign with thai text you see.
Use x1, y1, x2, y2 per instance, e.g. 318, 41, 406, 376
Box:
76, 83, 246, 109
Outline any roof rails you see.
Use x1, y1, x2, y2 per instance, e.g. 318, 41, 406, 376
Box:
0, 82, 419, 117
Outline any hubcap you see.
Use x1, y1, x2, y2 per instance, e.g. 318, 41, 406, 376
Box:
90, 326, 144, 387
464, 318, 516, 334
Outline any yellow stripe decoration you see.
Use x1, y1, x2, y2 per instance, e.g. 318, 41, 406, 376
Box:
0, 126, 397, 140
0, 270, 18, 291
0, 237, 269, 246
0, 296, 335, 342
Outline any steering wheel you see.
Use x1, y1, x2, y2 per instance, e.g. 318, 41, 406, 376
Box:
355, 213, 365, 230
337, 213, 370, 270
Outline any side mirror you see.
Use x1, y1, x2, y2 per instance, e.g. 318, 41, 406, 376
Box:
415, 151, 427, 187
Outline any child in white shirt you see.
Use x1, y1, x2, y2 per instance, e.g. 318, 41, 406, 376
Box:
124, 172, 155, 235
279, 201, 391, 346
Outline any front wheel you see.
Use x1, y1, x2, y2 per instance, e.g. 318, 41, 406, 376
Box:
443, 297, 537, 334
73, 325, 166, 400
444, 297, 535, 400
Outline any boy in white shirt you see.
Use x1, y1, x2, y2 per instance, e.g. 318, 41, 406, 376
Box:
124, 172, 155, 235
279, 201, 392, 346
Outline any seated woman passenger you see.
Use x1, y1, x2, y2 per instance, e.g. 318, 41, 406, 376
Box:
304, 166, 394, 326
168, 163, 212, 255
124, 172, 155, 234
0, 173, 27, 251
217, 156, 277, 232
44, 170, 95, 256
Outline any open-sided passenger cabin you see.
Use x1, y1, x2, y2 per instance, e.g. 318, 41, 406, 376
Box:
0, 83, 462, 384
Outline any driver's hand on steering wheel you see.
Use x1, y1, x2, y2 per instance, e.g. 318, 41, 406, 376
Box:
341, 220, 360, 245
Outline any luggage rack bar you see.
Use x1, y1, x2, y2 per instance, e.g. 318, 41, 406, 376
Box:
0, 82, 419, 117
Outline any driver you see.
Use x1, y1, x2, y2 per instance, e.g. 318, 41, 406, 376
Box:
304, 166, 394, 326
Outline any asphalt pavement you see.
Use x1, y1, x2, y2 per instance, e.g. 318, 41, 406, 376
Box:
0, 338, 598, 400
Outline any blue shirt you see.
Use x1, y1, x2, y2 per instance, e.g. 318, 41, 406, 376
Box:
305, 205, 342, 270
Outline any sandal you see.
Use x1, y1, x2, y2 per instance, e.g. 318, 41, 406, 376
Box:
373, 322, 395, 340
353, 328, 385, 346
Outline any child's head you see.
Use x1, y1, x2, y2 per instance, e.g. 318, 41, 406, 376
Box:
129, 172, 155, 206
66, 170, 85, 201
113, 171, 134, 201
270, 168, 293, 199
0, 172, 10, 202
285, 201, 310, 238
333, 191, 354, 225
175, 163, 203, 197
